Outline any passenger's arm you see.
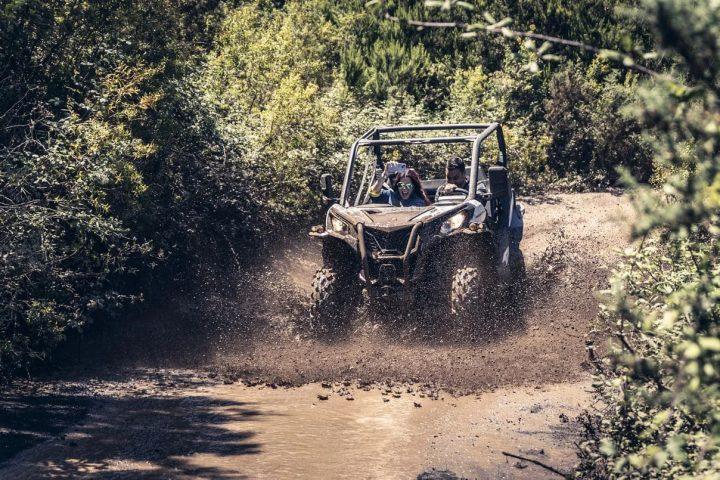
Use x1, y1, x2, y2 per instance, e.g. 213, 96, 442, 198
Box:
369, 162, 396, 197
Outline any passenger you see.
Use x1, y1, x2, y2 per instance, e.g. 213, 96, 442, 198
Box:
369, 162, 431, 207
435, 155, 469, 201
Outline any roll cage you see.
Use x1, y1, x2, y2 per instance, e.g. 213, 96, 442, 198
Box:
339, 123, 508, 207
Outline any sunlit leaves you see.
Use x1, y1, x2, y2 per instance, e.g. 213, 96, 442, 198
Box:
425, 0, 475, 11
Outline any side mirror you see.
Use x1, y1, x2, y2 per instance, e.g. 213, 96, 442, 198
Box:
320, 173, 338, 205
488, 166, 509, 198
320, 173, 333, 196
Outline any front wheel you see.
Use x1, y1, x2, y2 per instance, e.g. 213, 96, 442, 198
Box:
309, 266, 358, 331
450, 266, 483, 318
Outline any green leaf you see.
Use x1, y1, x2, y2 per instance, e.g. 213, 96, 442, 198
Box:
487, 18, 512, 30
541, 54, 563, 62
698, 336, 720, 351
537, 41, 552, 55
482, 12, 496, 24
683, 342, 701, 359
599, 438, 616, 456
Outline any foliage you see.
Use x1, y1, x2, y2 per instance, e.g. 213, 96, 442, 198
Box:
545, 61, 652, 187
0, 0, 667, 379
572, 0, 720, 477
579, 239, 719, 478
0, 62, 154, 377
0, 0, 234, 377
444, 44, 554, 189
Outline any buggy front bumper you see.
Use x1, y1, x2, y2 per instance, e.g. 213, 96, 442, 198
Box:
356, 222, 423, 295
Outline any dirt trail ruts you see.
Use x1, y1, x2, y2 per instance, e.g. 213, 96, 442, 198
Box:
0, 192, 634, 479
210, 192, 634, 391
46, 192, 632, 389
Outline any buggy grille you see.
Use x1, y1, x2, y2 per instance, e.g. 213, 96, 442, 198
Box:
364, 227, 412, 256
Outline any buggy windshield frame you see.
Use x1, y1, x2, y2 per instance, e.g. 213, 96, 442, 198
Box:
339, 123, 507, 207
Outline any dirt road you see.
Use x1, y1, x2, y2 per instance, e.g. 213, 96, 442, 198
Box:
0, 192, 633, 479
214, 191, 632, 391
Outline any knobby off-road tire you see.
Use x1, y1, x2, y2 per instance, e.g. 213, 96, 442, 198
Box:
450, 266, 483, 319
450, 259, 502, 332
309, 267, 358, 331
512, 250, 527, 293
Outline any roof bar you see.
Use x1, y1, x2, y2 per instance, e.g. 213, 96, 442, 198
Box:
341, 122, 503, 206
340, 127, 376, 206
374, 124, 491, 134
357, 136, 478, 147
468, 123, 499, 201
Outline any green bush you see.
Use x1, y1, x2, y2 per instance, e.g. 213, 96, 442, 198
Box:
579, 239, 719, 478
0, 0, 232, 377
0, 63, 154, 377
545, 63, 652, 187
575, 0, 720, 477
0, 0, 668, 379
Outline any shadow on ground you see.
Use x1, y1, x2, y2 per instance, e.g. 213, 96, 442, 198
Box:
0, 391, 93, 463
0, 385, 263, 479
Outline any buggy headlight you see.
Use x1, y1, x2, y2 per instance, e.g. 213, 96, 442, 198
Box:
440, 211, 467, 235
330, 215, 350, 235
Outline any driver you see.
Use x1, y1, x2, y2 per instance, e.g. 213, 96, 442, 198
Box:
435, 155, 469, 201
369, 161, 431, 207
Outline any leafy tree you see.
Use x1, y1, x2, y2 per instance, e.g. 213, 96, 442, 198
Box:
0, 0, 234, 376
576, 0, 720, 476
0, 0, 678, 383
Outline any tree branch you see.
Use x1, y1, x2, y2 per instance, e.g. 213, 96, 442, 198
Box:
501, 451, 572, 479
383, 12, 663, 78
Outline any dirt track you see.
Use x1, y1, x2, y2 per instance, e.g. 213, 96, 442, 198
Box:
0, 192, 634, 479
213, 191, 634, 391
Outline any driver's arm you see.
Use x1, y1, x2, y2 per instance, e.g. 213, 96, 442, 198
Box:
434, 183, 457, 201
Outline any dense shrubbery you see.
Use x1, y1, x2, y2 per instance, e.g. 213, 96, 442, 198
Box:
570, 0, 720, 477
0, 0, 236, 377
545, 63, 652, 186
579, 240, 719, 478
0, 1, 656, 378
3, 1, 717, 476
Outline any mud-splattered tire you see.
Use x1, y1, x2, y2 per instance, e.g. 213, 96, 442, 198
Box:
512, 250, 527, 285
504, 250, 526, 311
309, 267, 357, 331
450, 266, 482, 318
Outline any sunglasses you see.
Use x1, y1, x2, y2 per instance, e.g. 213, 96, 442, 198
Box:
397, 182, 414, 190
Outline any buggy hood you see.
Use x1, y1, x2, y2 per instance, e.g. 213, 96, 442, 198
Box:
334, 203, 466, 232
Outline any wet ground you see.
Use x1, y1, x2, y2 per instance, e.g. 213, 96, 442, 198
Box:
0, 372, 590, 479
0, 192, 633, 479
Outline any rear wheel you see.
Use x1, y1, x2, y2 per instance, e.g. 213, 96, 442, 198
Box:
310, 266, 359, 331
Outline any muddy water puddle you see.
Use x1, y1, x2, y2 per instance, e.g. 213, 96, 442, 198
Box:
184, 381, 589, 479
1, 379, 590, 479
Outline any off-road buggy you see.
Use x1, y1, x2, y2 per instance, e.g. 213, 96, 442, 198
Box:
309, 123, 524, 329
